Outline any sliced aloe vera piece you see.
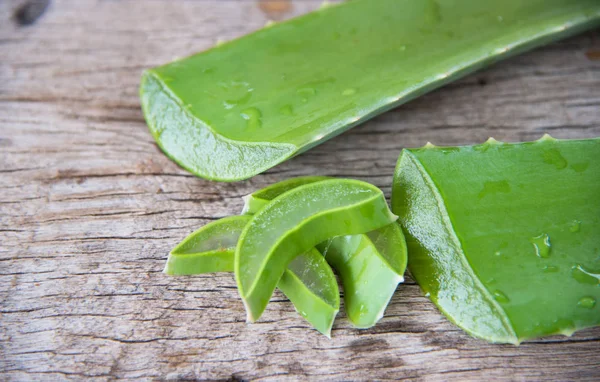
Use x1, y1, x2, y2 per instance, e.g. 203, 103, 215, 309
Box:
165, 215, 339, 336
140, 0, 600, 181
317, 223, 407, 328
236, 179, 397, 322
245, 176, 407, 328
165, 215, 248, 275
278, 248, 340, 337
391, 136, 600, 344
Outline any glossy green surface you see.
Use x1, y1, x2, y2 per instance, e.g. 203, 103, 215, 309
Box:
236, 179, 397, 322
278, 248, 340, 337
165, 215, 248, 275
164, 215, 339, 336
242, 176, 330, 214
391, 136, 600, 344
140, 0, 600, 181
244, 176, 408, 328
318, 223, 407, 328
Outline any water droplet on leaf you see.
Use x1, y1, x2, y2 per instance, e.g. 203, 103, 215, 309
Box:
241, 107, 262, 130
478, 180, 510, 199
297, 87, 316, 102
530, 233, 551, 258
569, 220, 581, 233
578, 296, 596, 309
224, 91, 253, 109
493, 290, 510, 303
572, 264, 600, 285
571, 162, 589, 173
543, 149, 568, 169
279, 104, 294, 116
543, 265, 559, 273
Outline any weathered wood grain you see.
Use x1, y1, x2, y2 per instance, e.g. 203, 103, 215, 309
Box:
1, 0, 599, 380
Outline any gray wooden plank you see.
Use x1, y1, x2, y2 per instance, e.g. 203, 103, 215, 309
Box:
1, 0, 599, 380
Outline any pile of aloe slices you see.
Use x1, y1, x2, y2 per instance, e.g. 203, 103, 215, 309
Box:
166, 177, 407, 337
142, 0, 600, 344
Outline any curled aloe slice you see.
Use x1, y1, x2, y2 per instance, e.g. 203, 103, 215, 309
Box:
236, 179, 398, 322
318, 222, 407, 328
140, 0, 600, 181
278, 248, 340, 337
391, 136, 600, 344
245, 176, 407, 328
165, 216, 339, 336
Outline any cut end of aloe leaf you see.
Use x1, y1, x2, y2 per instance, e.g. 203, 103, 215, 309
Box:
140, 71, 297, 181
240, 194, 253, 215
393, 137, 600, 344
162, 257, 171, 274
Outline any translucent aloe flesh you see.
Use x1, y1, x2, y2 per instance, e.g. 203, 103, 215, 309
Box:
391, 136, 600, 344
140, 0, 600, 181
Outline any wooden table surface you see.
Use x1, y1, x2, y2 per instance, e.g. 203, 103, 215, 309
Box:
1, 0, 599, 380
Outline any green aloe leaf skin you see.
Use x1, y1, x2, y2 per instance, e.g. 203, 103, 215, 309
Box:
245, 176, 407, 328
165, 215, 340, 336
140, 0, 600, 181
236, 179, 398, 322
391, 136, 600, 344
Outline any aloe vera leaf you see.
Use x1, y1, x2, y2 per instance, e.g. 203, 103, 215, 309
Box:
140, 0, 600, 182
241, 176, 331, 215
165, 215, 339, 336
391, 136, 600, 344
245, 176, 407, 328
317, 222, 407, 329
236, 179, 397, 322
